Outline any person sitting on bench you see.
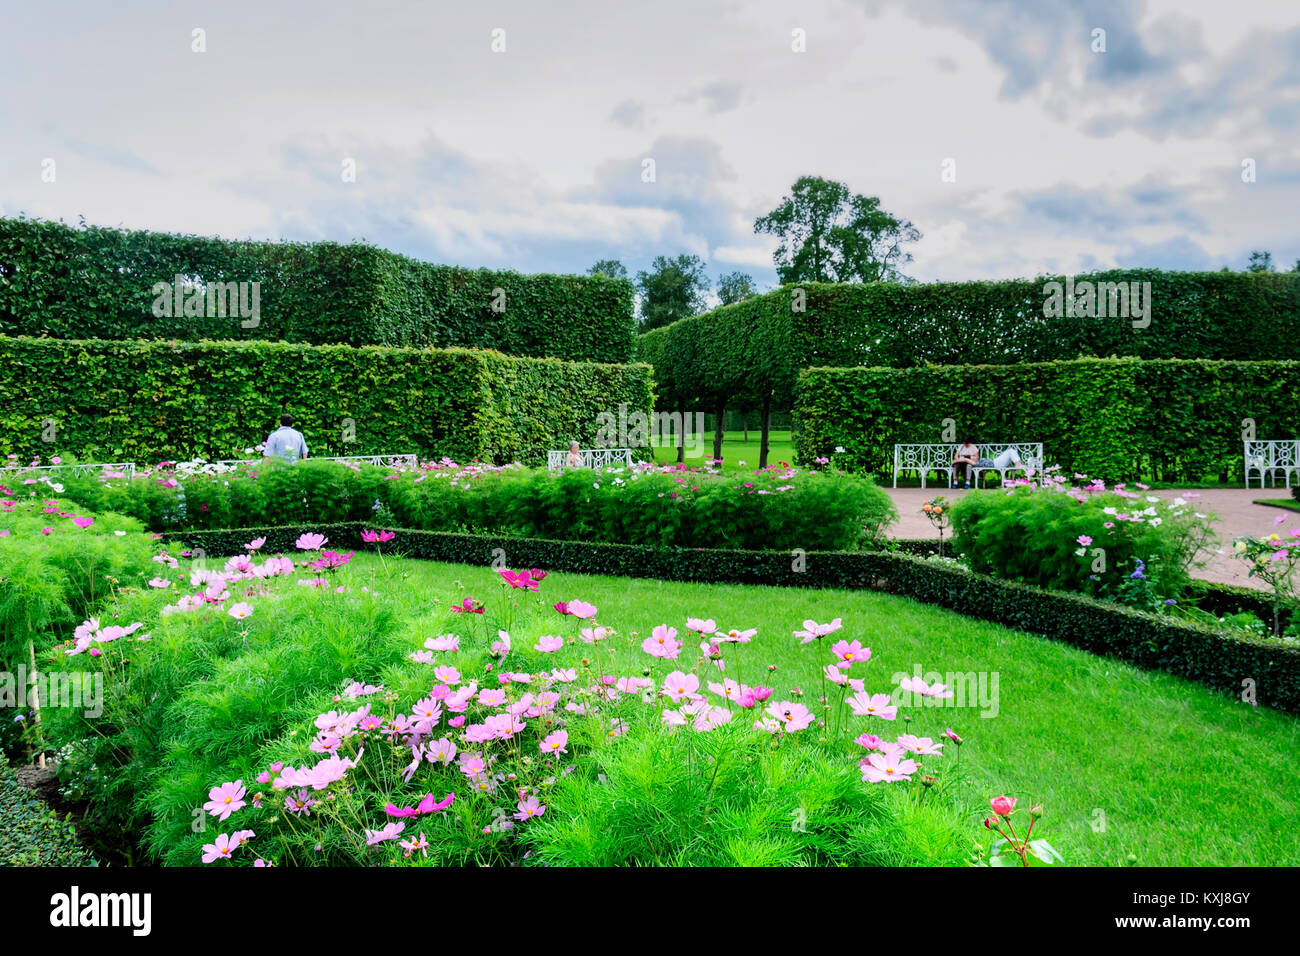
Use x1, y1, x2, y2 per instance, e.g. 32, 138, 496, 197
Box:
952, 439, 979, 488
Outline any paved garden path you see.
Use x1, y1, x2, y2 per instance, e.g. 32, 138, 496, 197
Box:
885, 486, 1298, 590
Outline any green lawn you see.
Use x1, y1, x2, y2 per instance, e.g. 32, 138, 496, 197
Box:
653, 428, 797, 471
1255, 498, 1300, 513
356, 552, 1300, 866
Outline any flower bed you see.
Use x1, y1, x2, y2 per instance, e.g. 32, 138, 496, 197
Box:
44, 456, 896, 552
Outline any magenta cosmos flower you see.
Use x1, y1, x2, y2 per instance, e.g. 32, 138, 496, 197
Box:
449, 597, 485, 614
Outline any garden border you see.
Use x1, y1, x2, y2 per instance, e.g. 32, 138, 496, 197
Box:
169, 523, 1300, 715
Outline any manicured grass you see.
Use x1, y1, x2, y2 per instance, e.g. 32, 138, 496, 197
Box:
1254, 498, 1300, 513
351, 551, 1300, 866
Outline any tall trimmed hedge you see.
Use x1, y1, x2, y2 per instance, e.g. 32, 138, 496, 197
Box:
794, 357, 1300, 483
636, 271, 1300, 443
0, 217, 635, 362
0, 336, 652, 465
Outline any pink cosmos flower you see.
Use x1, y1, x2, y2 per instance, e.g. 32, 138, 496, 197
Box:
201, 833, 238, 863
794, 618, 843, 643
1076, 535, 1093, 546
399, 832, 429, 858
71, 516, 94, 528
245, 536, 267, 551
848, 692, 897, 720
831, 639, 870, 665
424, 634, 460, 652
540, 729, 568, 756
295, 532, 328, 551
896, 733, 944, 755
228, 602, 253, 620
942, 728, 963, 743
566, 599, 598, 619
534, 635, 564, 653
765, 701, 814, 731
148, 577, 173, 589
685, 617, 717, 635
718, 627, 756, 643
433, 665, 461, 684
364, 822, 406, 845
450, 597, 485, 614
204, 780, 247, 821
898, 676, 955, 699
991, 795, 1017, 817
861, 751, 918, 783
514, 796, 546, 821
662, 671, 700, 702
641, 628, 682, 659
361, 529, 395, 543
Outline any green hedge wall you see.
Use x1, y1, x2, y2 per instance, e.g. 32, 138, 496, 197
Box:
0, 216, 635, 362
636, 271, 1300, 412
0, 336, 653, 465
169, 522, 1300, 715
794, 357, 1300, 483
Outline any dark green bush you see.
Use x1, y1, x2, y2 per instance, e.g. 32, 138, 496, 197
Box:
0, 336, 653, 465
795, 357, 1300, 483
0, 216, 635, 362
0, 750, 95, 866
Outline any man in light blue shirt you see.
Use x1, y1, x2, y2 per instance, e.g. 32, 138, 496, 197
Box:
264, 414, 308, 463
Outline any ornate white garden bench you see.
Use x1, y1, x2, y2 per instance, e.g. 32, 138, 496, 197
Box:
547, 447, 634, 471
893, 443, 1044, 489
1244, 440, 1300, 488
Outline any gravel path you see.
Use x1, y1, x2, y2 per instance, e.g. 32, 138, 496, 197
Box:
885, 486, 1299, 590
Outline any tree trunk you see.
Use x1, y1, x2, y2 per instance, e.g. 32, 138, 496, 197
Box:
712, 398, 727, 463
742, 411, 749, 444
759, 392, 772, 468
676, 400, 686, 463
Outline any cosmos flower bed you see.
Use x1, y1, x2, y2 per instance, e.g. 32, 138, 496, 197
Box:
42, 532, 981, 866
39, 455, 896, 552
950, 473, 1218, 607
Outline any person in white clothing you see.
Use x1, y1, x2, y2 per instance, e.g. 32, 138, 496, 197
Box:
264, 414, 309, 463
992, 446, 1034, 477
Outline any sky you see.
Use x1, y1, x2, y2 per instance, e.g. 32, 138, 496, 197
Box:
2, 0, 1298, 303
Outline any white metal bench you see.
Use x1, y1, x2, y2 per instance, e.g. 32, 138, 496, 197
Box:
1244, 440, 1300, 488
547, 448, 634, 471
893, 443, 1044, 489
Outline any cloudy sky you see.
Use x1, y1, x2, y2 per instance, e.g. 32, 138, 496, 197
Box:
2, 0, 1298, 300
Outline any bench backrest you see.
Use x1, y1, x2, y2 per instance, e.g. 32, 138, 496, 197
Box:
547, 448, 635, 470
894, 443, 1044, 469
